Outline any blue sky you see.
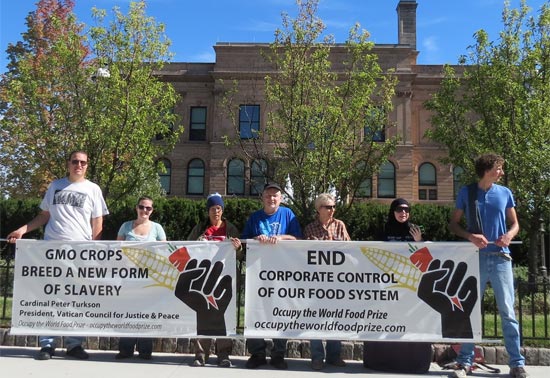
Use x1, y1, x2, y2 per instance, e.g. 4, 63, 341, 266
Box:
0, 0, 547, 71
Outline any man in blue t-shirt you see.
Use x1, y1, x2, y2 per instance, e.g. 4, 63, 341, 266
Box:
242, 182, 302, 370
448, 153, 527, 378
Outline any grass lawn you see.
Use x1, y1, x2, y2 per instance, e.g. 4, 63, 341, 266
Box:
0, 297, 12, 328
483, 312, 550, 348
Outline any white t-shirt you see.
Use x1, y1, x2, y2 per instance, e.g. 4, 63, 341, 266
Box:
40, 177, 109, 240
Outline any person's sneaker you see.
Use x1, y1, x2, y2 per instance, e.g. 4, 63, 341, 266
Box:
35, 347, 54, 360
66, 346, 89, 360
510, 366, 529, 378
327, 359, 346, 367
448, 364, 471, 378
270, 356, 288, 370
311, 359, 324, 370
245, 354, 267, 369
191, 358, 205, 366
218, 358, 232, 367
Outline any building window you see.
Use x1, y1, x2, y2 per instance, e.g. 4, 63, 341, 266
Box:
364, 107, 386, 142
227, 158, 245, 195
453, 166, 465, 199
377, 161, 395, 198
357, 177, 372, 198
239, 105, 260, 139
158, 159, 171, 194
354, 162, 372, 198
156, 107, 175, 140
187, 159, 205, 195
250, 159, 267, 195
189, 106, 207, 141
418, 162, 437, 200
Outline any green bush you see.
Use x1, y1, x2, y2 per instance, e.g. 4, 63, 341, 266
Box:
344, 202, 387, 240
0, 197, 524, 247
0, 198, 43, 240
409, 203, 457, 241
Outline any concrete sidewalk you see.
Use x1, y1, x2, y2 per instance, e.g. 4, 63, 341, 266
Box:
2, 346, 550, 378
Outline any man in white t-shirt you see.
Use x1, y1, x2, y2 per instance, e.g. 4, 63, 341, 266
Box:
7, 150, 109, 360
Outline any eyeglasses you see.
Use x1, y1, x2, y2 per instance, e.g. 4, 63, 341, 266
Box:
395, 207, 410, 213
322, 205, 336, 210
71, 159, 88, 166
138, 205, 153, 211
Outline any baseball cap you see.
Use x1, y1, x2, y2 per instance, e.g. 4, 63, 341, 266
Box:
263, 182, 282, 192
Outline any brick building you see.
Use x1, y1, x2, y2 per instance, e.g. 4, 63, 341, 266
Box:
156, 0, 459, 205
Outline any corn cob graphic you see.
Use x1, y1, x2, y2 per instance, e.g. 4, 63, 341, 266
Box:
122, 246, 179, 290
360, 246, 422, 291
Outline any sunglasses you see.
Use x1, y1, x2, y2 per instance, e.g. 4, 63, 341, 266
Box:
138, 205, 153, 211
71, 159, 88, 166
395, 206, 410, 213
322, 205, 336, 210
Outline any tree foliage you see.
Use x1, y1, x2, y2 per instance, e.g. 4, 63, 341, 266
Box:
220, 0, 397, 223
0, 0, 182, 201
424, 0, 550, 278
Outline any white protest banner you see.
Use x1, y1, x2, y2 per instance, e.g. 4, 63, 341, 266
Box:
11, 240, 237, 337
244, 240, 481, 342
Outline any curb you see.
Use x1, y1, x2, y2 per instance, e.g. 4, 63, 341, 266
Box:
2, 329, 549, 366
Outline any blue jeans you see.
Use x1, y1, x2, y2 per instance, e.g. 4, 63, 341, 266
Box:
310, 339, 341, 362
456, 252, 525, 368
247, 338, 286, 359
39, 336, 83, 352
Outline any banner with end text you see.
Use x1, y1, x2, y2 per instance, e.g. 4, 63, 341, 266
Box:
244, 240, 481, 343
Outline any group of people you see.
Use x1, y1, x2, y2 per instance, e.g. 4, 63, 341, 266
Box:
6, 151, 528, 378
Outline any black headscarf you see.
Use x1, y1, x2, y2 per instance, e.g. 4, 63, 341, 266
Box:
383, 198, 414, 241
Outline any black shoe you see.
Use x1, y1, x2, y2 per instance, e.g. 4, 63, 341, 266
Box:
138, 353, 152, 360
327, 358, 346, 367
115, 352, 133, 359
66, 346, 89, 360
270, 356, 288, 370
245, 354, 267, 369
311, 359, 324, 370
36, 347, 54, 360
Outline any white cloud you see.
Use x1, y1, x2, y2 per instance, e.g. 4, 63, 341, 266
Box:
422, 35, 438, 53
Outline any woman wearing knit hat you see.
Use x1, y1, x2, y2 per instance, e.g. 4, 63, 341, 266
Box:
187, 193, 242, 367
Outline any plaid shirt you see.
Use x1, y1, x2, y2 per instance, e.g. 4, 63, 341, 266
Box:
303, 218, 351, 241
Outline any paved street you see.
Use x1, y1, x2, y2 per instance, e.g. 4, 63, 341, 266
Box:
2, 346, 550, 378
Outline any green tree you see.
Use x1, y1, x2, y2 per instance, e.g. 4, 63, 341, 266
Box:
0, 0, 182, 201
220, 0, 397, 223
424, 0, 550, 279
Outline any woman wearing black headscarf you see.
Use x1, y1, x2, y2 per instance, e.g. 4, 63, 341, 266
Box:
364, 198, 431, 374
382, 198, 423, 242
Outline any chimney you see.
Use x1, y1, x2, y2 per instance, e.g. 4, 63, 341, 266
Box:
397, 0, 417, 49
